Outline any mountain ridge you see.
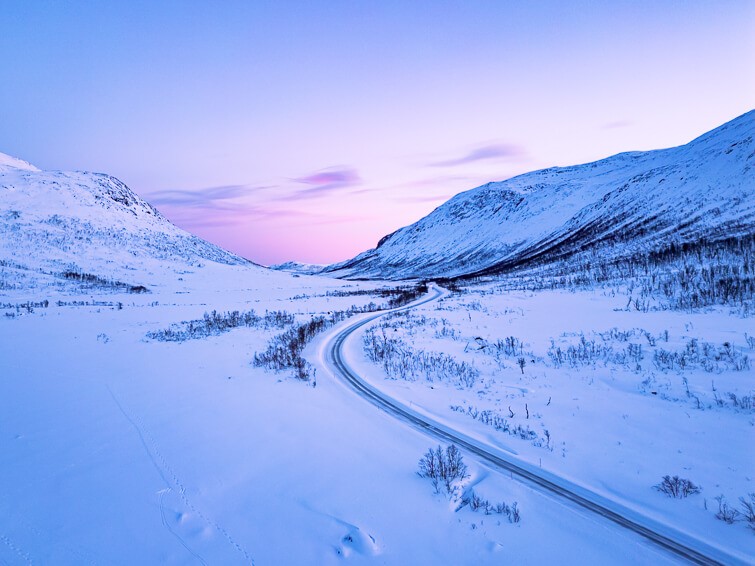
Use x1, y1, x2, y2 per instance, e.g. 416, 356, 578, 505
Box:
323, 110, 754, 280
0, 156, 258, 292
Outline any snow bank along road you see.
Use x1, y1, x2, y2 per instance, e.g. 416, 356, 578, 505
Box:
320, 284, 743, 566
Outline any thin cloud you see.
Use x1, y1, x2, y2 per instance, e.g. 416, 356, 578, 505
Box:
394, 194, 452, 204
603, 120, 634, 130
145, 184, 266, 208
431, 143, 526, 167
287, 166, 361, 198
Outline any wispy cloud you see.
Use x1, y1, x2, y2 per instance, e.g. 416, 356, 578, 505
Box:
143, 164, 369, 238
394, 194, 452, 204
602, 120, 633, 130
430, 143, 526, 167
287, 166, 361, 198
145, 184, 265, 209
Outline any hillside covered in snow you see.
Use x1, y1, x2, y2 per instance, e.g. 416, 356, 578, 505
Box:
0, 154, 257, 293
324, 111, 754, 280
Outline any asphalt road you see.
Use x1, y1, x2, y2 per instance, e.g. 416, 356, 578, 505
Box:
321, 285, 744, 566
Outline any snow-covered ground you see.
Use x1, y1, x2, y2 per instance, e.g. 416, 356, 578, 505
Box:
1, 272, 699, 565
350, 283, 755, 561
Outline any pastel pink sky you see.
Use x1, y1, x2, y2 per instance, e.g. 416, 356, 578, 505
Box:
2, 1, 753, 265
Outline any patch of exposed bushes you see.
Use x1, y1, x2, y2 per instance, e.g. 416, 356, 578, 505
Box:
61, 270, 148, 293
363, 329, 479, 388
653, 339, 750, 373
461, 490, 521, 523
449, 404, 550, 448
147, 309, 295, 342
254, 304, 380, 380
418, 445, 521, 523
325, 282, 428, 309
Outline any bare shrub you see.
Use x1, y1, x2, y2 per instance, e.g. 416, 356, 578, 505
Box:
715, 495, 740, 524
462, 490, 520, 523
739, 493, 755, 531
654, 475, 701, 498
418, 445, 468, 496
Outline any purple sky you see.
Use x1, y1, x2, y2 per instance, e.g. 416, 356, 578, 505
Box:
2, 1, 753, 265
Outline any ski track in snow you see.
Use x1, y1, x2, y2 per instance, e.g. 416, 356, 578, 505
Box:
107, 386, 253, 565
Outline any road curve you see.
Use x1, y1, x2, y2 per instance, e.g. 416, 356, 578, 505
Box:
320, 285, 745, 566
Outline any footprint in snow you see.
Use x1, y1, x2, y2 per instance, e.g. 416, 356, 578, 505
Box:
335, 526, 380, 558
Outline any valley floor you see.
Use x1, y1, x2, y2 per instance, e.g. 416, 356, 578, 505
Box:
0, 270, 751, 564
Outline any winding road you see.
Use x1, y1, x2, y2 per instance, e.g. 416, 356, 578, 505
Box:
320, 284, 745, 566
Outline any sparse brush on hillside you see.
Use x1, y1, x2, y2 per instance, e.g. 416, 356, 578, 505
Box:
461, 236, 755, 316
62, 270, 149, 293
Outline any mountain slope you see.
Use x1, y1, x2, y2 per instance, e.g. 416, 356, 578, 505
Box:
0, 153, 256, 292
324, 111, 754, 280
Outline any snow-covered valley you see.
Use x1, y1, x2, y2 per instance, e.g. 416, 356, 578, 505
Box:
1, 110, 753, 564
2, 278, 699, 565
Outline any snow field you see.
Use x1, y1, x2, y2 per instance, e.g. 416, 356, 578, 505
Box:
0, 276, 685, 564
351, 284, 754, 560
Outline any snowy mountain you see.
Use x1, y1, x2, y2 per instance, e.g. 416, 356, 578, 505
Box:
0, 153, 256, 292
324, 111, 755, 280
269, 260, 326, 275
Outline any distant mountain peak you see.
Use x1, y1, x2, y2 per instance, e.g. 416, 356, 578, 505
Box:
1, 159, 256, 292
0, 151, 40, 172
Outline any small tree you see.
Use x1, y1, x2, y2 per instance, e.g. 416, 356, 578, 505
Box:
418, 444, 469, 495
517, 357, 526, 374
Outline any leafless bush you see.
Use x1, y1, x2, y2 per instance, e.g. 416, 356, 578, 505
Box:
715, 495, 740, 524
418, 445, 468, 495
462, 490, 520, 523
739, 493, 755, 531
654, 475, 701, 498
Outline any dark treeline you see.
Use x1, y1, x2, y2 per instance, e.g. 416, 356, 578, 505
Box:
449, 235, 754, 313
61, 270, 149, 293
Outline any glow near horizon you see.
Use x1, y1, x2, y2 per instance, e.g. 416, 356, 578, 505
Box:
1, 1, 753, 266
